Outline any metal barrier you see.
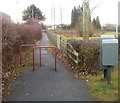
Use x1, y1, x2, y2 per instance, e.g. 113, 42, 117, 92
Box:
20, 44, 40, 65
32, 46, 56, 71
20, 44, 57, 71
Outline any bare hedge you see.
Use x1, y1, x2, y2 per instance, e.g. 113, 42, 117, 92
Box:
68, 38, 101, 75
2, 19, 42, 70
2, 18, 42, 98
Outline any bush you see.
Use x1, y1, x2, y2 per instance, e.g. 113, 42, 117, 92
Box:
2, 17, 42, 98
68, 38, 101, 75
2, 19, 42, 70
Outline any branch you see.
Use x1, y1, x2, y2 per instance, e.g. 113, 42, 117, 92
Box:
90, 1, 104, 14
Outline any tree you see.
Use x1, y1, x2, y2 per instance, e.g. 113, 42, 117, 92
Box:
93, 16, 101, 30
71, 0, 101, 38
22, 4, 45, 21
92, 18, 96, 26
71, 6, 82, 28
82, 0, 102, 39
95, 16, 101, 29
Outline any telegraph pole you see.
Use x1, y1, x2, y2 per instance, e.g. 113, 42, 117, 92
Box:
32, 8, 34, 19
51, 8, 53, 25
16, 0, 18, 23
118, 1, 120, 35
83, 0, 90, 39
116, 24, 118, 37
60, 7, 62, 25
54, 5, 55, 31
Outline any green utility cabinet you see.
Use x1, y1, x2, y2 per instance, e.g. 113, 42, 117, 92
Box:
101, 39, 118, 66
100, 35, 118, 84
100, 35, 118, 69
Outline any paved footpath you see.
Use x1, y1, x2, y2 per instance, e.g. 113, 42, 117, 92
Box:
6, 32, 95, 101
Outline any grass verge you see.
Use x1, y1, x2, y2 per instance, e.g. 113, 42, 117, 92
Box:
81, 68, 118, 101
102, 31, 116, 35
61, 36, 99, 41
15, 65, 31, 74
47, 31, 119, 101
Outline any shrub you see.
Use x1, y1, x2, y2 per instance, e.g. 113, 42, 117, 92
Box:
2, 17, 42, 98
68, 38, 101, 75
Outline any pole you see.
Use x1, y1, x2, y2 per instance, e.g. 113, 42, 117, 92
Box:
40, 47, 42, 66
107, 69, 112, 84
54, 5, 55, 31
83, 0, 89, 39
104, 69, 107, 81
32, 47, 34, 71
51, 8, 53, 25
16, 0, 18, 23
54, 48, 56, 71
32, 8, 34, 19
116, 24, 118, 37
20, 45, 22, 65
60, 6, 62, 25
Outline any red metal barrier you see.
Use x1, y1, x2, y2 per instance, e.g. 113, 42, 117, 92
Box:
20, 44, 40, 65
20, 44, 57, 71
33, 46, 56, 71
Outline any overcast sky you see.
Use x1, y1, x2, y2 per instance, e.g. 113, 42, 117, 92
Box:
0, 0, 119, 26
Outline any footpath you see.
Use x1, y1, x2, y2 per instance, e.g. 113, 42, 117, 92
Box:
6, 32, 94, 101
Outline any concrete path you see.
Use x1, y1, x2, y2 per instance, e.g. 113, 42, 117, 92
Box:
6, 33, 95, 101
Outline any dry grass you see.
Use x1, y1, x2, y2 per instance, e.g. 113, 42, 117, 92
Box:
52, 30, 79, 37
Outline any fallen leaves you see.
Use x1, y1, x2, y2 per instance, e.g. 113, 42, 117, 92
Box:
2, 48, 32, 100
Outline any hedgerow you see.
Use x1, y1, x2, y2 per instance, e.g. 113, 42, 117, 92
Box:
2, 18, 42, 98
68, 38, 101, 75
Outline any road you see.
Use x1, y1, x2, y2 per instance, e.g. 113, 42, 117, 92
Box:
6, 32, 95, 101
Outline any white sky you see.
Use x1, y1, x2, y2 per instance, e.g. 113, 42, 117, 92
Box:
0, 0, 119, 26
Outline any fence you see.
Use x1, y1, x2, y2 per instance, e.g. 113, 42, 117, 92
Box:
46, 31, 80, 64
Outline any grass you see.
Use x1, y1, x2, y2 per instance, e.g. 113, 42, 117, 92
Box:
16, 40, 41, 75
51, 30, 76, 33
53, 30, 116, 37
81, 68, 118, 101
15, 51, 32, 75
35, 40, 40, 44
61, 36, 99, 41
102, 32, 116, 35
46, 35, 56, 51
52, 31, 99, 41
15, 65, 31, 74
51, 30, 117, 41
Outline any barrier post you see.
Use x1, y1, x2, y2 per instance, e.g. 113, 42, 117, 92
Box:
20, 45, 22, 65
32, 47, 35, 71
32, 46, 57, 71
54, 47, 56, 71
40, 47, 42, 66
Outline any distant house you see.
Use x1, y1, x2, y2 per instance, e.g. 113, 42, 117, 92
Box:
47, 25, 61, 31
